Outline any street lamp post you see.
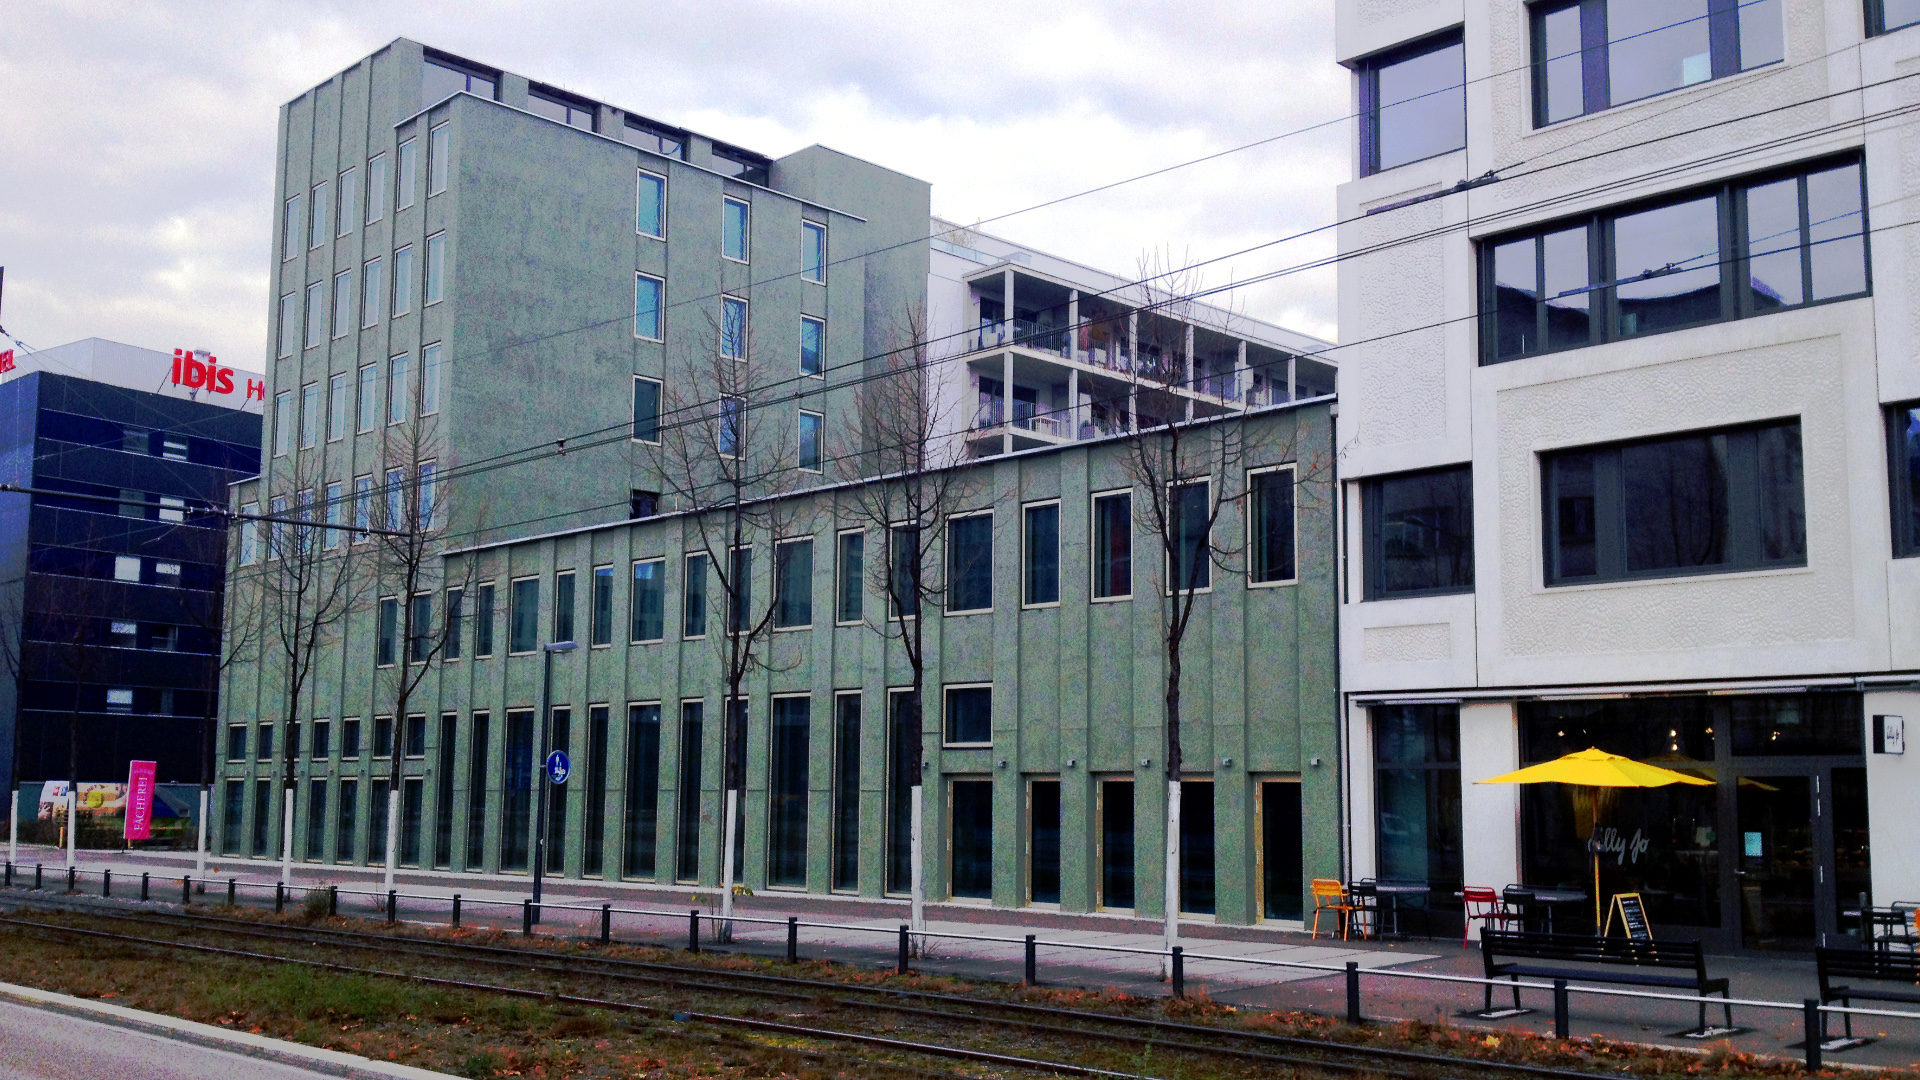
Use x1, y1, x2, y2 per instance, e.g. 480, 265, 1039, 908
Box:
530, 639, 576, 922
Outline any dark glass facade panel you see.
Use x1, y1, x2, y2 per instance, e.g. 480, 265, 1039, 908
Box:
682, 554, 707, 638
509, 578, 538, 653
1614, 195, 1722, 337
1092, 492, 1132, 598
1372, 706, 1463, 900
408, 593, 432, 662
1729, 694, 1862, 757
401, 778, 423, 867
528, 89, 593, 130
1179, 781, 1216, 915
1101, 779, 1135, 909
768, 697, 810, 887
501, 710, 533, 871
1024, 780, 1063, 906
545, 708, 569, 873
1363, 466, 1474, 599
1261, 781, 1304, 920
945, 685, 991, 745
1360, 32, 1466, 175
886, 692, 917, 893
1171, 481, 1211, 590
625, 704, 661, 879
337, 778, 358, 863
222, 779, 244, 854
675, 703, 703, 882
1023, 503, 1060, 605
251, 779, 270, 856
1544, 419, 1804, 585
889, 526, 919, 618
435, 714, 456, 868
1892, 403, 1920, 557
553, 571, 576, 644
1251, 468, 1297, 583
832, 695, 861, 891
1607, 0, 1712, 106
836, 531, 863, 623
474, 584, 494, 656
774, 540, 812, 628
948, 514, 993, 611
632, 378, 660, 441
466, 713, 489, 869
950, 779, 993, 899
584, 705, 609, 876
623, 119, 685, 159
590, 567, 613, 647
728, 548, 751, 635
307, 778, 328, 862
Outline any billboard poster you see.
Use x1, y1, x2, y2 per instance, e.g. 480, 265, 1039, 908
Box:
124, 761, 157, 840
36, 781, 129, 819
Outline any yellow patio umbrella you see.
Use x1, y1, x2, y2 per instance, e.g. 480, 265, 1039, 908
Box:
1477, 748, 1712, 933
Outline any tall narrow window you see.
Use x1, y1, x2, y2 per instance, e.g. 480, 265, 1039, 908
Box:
950, 779, 993, 900
281, 193, 303, 257
392, 245, 414, 317
584, 704, 609, 876
1169, 479, 1212, 592
1260, 780, 1305, 920
366, 153, 388, 223
1890, 402, 1920, 558
310, 180, 330, 247
800, 316, 824, 376
1179, 780, 1215, 915
947, 512, 993, 613
1100, 778, 1135, 909
332, 269, 354, 337
323, 481, 343, 549
356, 364, 377, 432
625, 703, 662, 879
273, 391, 292, 456
885, 690, 917, 894
774, 538, 813, 628
305, 282, 325, 348
721, 297, 747, 360
1023, 502, 1059, 606
553, 570, 576, 643
444, 586, 464, 660
509, 576, 539, 653
397, 137, 417, 210
888, 525, 919, 618
501, 709, 534, 871
370, 779, 390, 863
424, 231, 446, 304
465, 712, 490, 869
1092, 491, 1132, 599
1358, 31, 1466, 176
352, 475, 371, 536
683, 553, 708, 638
1029, 779, 1061, 904
835, 530, 863, 623
769, 696, 810, 887
327, 372, 347, 440
1374, 705, 1464, 910
337, 167, 358, 236
307, 778, 329, 861
475, 582, 496, 657
362, 256, 384, 326
589, 565, 614, 646
252, 780, 273, 857
832, 692, 860, 892
278, 292, 298, 358
798, 410, 822, 471
409, 593, 432, 663
239, 502, 260, 565
636, 170, 665, 238
388, 352, 412, 424
421, 342, 442, 415
718, 396, 743, 457
377, 596, 399, 666
634, 274, 663, 340
632, 376, 661, 441
631, 558, 664, 642
435, 714, 457, 869
1250, 466, 1297, 583
944, 684, 991, 746
300, 382, 319, 448
675, 702, 704, 882
727, 547, 752, 635
801, 221, 826, 283
722, 197, 749, 261
428, 122, 450, 196
336, 778, 358, 863
1362, 465, 1474, 599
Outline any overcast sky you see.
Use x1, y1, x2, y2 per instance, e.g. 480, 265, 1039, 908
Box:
0, 1, 1345, 366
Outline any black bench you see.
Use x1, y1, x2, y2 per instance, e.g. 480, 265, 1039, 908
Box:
1815, 946, 1920, 1040
1481, 930, 1732, 1030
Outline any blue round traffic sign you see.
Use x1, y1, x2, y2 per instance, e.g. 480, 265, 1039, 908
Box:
546, 750, 571, 785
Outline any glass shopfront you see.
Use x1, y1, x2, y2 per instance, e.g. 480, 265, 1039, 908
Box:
1517, 692, 1867, 949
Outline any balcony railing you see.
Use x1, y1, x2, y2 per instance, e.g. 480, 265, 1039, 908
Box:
972, 402, 1064, 439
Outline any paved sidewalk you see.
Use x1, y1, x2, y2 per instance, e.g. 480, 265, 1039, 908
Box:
12, 844, 1920, 1070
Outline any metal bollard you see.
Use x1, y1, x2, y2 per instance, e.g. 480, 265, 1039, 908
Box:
687, 909, 701, 953
1171, 946, 1185, 998
227, 878, 236, 907
451, 894, 461, 928
275, 882, 285, 913
34, 864, 42, 890
66, 866, 75, 893
1804, 999, 1823, 1071
140, 872, 149, 901
522, 899, 534, 935
897, 924, 911, 974
102, 869, 111, 898
328, 885, 337, 917
386, 890, 397, 924
786, 916, 799, 963
181, 875, 191, 905
601, 903, 612, 945
1024, 934, 1037, 985
3, 861, 10, 887
1553, 979, 1569, 1039
1345, 961, 1362, 1024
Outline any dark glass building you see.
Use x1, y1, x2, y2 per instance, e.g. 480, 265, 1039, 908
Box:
0, 339, 262, 795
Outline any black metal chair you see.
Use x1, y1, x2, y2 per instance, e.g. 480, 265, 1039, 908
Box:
1503, 886, 1540, 934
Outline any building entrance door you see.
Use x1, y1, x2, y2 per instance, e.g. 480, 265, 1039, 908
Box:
1734, 775, 1815, 949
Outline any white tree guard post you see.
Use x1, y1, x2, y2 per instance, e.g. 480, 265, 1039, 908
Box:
280, 797, 295, 884
8, 787, 18, 866
194, 788, 208, 877
64, 788, 77, 869
718, 788, 739, 943
382, 787, 400, 894
1163, 776, 1183, 968
909, 786, 925, 944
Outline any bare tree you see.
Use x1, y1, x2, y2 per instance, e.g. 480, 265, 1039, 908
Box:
835, 306, 973, 936
1112, 254, 1276, 957
369, 401, 473, 892
256, 451, 367, 884
646, 309, 802, 937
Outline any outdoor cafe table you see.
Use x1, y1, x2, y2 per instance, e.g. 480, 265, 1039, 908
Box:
1523, 887, 1589, 934
1842, 905, 1915, 951
1365, 881, 1431, 938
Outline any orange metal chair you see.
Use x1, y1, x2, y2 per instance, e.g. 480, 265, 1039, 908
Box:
1463, 885, 1523, 946
1311, 877, 1360, 940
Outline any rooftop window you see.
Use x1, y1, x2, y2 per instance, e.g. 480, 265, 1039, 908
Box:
528, 86, 595, 130
422, 54, 498, 107
623, 118, 685, 159
711, 144, 771, 186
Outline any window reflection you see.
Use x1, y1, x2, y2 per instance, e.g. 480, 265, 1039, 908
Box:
1360, 32, 1465, 175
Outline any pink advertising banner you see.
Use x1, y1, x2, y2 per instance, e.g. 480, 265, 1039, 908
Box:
124, 761, 157, 841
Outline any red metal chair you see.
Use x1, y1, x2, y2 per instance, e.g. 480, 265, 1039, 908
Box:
1463, 885, 1523, 946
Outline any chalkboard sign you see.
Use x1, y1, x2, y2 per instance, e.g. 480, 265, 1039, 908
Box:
1605, 892, 1652, 940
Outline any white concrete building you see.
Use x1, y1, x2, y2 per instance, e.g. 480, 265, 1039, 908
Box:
1333, 0, 1920, 948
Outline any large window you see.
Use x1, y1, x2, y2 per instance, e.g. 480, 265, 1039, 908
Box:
722, 197, 749, 261
675, 702, 704, 882
769, 696, 810, 887
423, 54, 497, 105
528, 87, 594, 129
1023, 501, 1060, 606
1092, 491, 1132, 599
944, 684, 991, 747
1543, 419, 1805, 585
465, 713, 489, 868
624, 703, 662, 879
947, 512, 993, 613
1357, 30, 1465, 176
1482, 156, 1868, 364
509, 576, 539, 653
1363, 465, 1474, 600
636, 170, 665, 238
1890, 402, 1920, 558
774, 538, 812, 628
502, 710, 534, 871
836, 530, 864, 624
1532, 0, 1782, 126
1373, 705, 1463, 905
832, 693, 860, 892
1249, 466, 1297, 584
